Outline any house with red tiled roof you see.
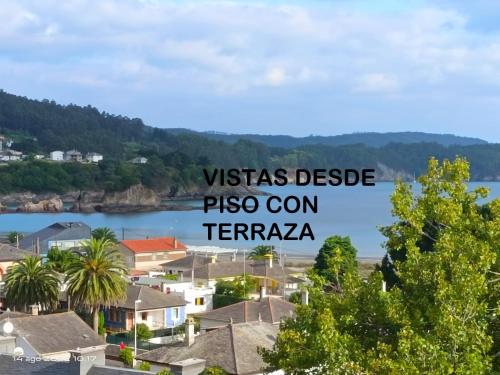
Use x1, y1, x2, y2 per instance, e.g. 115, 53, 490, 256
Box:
118, 237, 187, 271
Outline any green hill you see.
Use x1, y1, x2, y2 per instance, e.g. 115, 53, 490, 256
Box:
0, 89, 498, 195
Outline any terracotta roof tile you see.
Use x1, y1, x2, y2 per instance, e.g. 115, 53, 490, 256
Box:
120, 237, 187, 253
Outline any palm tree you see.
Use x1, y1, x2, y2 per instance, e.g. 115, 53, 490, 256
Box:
5, 255, 60, 312
91, 227, 118, 244
65, 238, 128, 332
46, 246, 78, 274
247, 245, 278, 260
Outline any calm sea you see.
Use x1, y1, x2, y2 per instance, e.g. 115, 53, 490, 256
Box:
1, 182, 498, 258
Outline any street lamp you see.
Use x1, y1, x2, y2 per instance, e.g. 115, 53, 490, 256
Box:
134, 299, 142, 366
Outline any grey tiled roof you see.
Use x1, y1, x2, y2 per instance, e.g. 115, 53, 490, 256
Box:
137, 321, 278, 374
194, 297, 295, 325
9, 312, 105, 355
0, 310, 29, 321
0, 244, 33, 261
19, 222, 91, 251
117, 284, 187, 311
160, 254, 212, 269
168, 258, 302, 283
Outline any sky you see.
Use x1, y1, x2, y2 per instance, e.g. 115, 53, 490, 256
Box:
1, 0, 500, 141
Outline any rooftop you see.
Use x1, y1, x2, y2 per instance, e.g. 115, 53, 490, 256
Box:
137, 321, 278, 374
160, 254, 212, 269
0, 244, 32, 261
19, 222, 91, 249
120, 237, 187, 254
195, 297, 295, 325
118, 284, 187, 311
8, 312, 105, 355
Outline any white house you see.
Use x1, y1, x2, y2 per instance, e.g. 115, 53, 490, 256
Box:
128, 276, 215, 315
0, 150, 23, 162
86, 152, 103, 163
50, 150, 64, 161
65, 150, 82, 162
130, 156, 148, 164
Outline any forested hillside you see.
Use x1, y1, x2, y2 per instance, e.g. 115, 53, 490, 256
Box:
168, 129, 487, 148
0, 90, 499, 195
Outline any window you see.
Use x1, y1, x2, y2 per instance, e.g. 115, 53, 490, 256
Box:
109, 308, 120, 322
172, 307, 180, 320
195, 297, 205, 306
142, 312, 148, 321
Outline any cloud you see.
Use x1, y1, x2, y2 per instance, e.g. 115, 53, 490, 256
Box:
355, 73, 400, 94
1, 1, 500, 140
265, 67, 287, 86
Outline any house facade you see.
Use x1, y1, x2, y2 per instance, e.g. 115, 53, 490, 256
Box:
162, 255, 304, 298
0, 244, 32, 282
19, 222, 91, 255
86, 152, 103, 163
50, 150, 64, 161
65, 150, 82, 162
103, 284, 187, 333
118, 237, 187, 271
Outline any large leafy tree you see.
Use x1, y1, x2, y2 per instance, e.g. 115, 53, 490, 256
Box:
65, 238, 128, 332
313, 235, 358, 287
261, 157, 499, 374
5, 255, 60, 312
248, 245, 278, 260
91, 227, 118, 243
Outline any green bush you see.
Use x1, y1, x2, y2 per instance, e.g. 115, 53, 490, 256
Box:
138, 361, 151, 371
128, 323, 153, 341
156, 369, 173, 375
119, 347, 133, 367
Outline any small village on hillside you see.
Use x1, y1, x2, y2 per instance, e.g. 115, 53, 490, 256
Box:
0, 221, 308, 375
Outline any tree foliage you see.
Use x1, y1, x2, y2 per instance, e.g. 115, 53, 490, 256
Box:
65, 238, 128, 332
261, 157, 499, 374
128, 323, 153, 341
46, 246, 78, 274
91, 227, 118, 244
5, 255, 60, 312
313, 235, 358, 287
248, 245, 278, 260
215, 274, 258, 299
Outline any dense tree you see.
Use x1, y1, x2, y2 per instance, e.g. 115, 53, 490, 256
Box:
215, 275, 258, 299
91, 227, 118, 243
46, 246, 78, 274
247, 245, 278, 261
313, 235, 358, 287
5, 256, 59, 312
7, 231, 23, 244
261, 158, 499, 374
65, 238, 128, 332
128, 323, 153, 341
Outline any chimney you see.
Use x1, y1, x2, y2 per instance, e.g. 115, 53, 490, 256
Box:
184, 318, 195, 347
169, 358, 206, 375
29, 304, 39, 316
210, 255, 217, 264
301, 289, 309, 306
173, 237, 178, 248
69, 346, 106, 375
231, 252, 237, 262
382, 280, 387, 293
259, 286, 267, 301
